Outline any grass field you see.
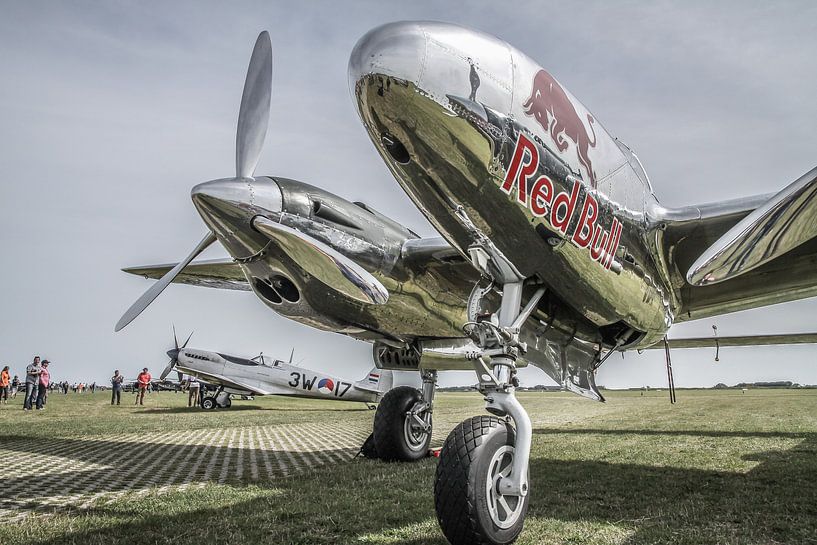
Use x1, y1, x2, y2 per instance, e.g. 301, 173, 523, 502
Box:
0, 389, 815, 544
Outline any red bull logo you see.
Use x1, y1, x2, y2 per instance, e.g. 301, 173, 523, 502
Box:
501, 133, 621, 270
523, 70, 597, 188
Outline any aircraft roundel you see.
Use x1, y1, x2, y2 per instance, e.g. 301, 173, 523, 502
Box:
317, 378, 334, 395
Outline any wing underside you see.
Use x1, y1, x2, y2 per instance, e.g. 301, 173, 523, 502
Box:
177, 366, 270, 395
658, 187, 817, 321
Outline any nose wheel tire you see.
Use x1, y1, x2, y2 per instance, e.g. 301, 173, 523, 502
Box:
372, 385, 431, 461
435, 416, 529, 545
201, 396, 216, 410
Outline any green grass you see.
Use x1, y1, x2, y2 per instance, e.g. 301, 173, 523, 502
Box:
1, 389, 815, 544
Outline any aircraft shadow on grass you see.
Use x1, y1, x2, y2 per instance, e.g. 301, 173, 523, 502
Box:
1, 430, 814, 544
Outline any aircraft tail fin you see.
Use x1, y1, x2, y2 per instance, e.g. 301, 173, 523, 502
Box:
353, 367, 393, 396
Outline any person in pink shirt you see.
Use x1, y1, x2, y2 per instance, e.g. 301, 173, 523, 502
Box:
35, 360, 50, 410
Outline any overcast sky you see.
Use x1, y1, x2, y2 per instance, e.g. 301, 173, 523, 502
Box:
1, 1, 816, 391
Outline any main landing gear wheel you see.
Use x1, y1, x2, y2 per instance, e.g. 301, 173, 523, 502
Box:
373, 385, 431, 461
201, 396, 217, 410
435, 416, 529, 545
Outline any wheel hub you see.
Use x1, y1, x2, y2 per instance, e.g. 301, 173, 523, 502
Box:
403, 410, 429, 452
486, 445, 524, 529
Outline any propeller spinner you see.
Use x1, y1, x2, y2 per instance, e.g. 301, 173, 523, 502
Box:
162, 326, 193, 381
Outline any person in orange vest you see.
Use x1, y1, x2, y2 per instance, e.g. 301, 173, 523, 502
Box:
0, 366, 10, 405
135, 367, 151, 405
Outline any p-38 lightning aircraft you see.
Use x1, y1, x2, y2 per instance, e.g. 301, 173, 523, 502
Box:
117, 22, 817, 545
160, 332, 393, 409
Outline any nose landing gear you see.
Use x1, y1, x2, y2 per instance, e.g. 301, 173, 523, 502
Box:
435, 416, 529, 544
433, 225, 544, 544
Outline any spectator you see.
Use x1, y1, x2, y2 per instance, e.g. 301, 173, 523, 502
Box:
35, 360, 51, 410
185, 374, 201, 408
0, 366, 9, 405
90, 382, 96, 393
135, 367, 151, 405
23, 356, 41, 410
11, 375, 20, 398
111, 370, 124, 405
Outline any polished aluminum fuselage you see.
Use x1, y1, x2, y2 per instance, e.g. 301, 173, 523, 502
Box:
349, 22, 672, 346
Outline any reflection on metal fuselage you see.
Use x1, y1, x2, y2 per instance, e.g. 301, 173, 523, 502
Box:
349, 21, 672, 346
185, 22, 681, 391
191, 174, 479, 340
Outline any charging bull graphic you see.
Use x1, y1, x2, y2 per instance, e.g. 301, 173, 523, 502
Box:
523, 70, 597, 187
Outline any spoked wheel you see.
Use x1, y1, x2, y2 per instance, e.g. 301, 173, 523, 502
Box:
201, 396, 217, 410
373, 386, 431, 461
435, 416, 529, 545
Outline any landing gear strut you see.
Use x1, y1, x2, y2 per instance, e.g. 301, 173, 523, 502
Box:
372, 370, 436, 461
434, 225, 542, 544
200, 386, 231, 410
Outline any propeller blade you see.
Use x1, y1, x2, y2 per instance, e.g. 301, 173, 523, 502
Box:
115, 232, 217, 332
160, 359, 175, 381
289, 347, 294, 364
181, 331, 194, 349
236, 31, 272, 179
173, 325, 179, 350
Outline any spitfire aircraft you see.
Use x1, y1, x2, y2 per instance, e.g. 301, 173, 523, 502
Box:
117, 22, 817, 545
159, 333, 393, 410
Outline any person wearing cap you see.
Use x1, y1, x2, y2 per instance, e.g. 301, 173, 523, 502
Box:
35, 360, 51, 410
111, 370, 124, 405
23, 356, 41, 410
135, 367, 151, 405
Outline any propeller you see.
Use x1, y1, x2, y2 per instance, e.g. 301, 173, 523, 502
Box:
161, 326, 193, 380
116, 31, 273, 331
116, 233, 216, 332
289, 347, 294, 364
236, 31, 273, 179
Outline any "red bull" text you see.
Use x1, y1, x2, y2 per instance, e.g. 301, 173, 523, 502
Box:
501, 133, 621, 270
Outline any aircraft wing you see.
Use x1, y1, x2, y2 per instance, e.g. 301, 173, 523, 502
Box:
658, 169, 817, 322
122, 258, 249, 291
176, 367, 271, 395
646, 332, 817, 349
